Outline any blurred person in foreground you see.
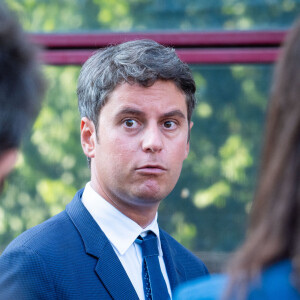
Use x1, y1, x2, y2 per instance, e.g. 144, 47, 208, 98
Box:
0, 2, 45, 192
0, 39, 208, 299
174, 16, 300, 300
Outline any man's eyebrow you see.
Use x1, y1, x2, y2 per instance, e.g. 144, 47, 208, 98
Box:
115, 107, 145, 118
162, 110, 186, 119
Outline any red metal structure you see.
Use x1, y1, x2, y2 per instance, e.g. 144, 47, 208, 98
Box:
29, 31, 287, 65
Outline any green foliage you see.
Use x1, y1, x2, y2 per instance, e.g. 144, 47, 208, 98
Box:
0, 62, 272, 254
5, 0, 300, 32
159, 64, 272, 252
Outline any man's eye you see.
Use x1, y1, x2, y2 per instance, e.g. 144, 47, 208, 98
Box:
124, 119, 138, 128
164, 120, 176, 129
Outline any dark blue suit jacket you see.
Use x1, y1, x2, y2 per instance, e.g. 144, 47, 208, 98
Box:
0, 189, 208, 299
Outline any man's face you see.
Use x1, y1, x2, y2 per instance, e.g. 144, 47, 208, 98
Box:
82, 80, 192, 213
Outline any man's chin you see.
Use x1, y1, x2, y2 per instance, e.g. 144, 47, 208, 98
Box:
133, 186, 172, 205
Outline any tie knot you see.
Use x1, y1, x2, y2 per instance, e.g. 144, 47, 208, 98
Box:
136, 231, 159, 258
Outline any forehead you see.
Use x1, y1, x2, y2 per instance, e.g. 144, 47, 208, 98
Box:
103, 80, 188, 116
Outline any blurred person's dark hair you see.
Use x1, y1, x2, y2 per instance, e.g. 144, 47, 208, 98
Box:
226, 16, 300, 298
0, 2, 45, 154
0, 2, 45, 188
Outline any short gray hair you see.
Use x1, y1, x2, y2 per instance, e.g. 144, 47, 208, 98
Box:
77, 39, 196, 132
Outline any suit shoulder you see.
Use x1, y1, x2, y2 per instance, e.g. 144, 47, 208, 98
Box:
2, 210, 73, 254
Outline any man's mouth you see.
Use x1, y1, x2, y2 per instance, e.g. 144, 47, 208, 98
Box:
135, 164, 167, 175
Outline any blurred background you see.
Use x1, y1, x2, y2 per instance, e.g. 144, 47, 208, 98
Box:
2, 0, 300, 272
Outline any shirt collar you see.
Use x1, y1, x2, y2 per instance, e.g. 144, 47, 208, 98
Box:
82, 182, 161, 256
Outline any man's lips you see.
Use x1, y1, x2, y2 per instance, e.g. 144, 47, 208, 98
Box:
135, 164, 167, 175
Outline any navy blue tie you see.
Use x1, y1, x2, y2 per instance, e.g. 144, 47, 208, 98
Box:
136, 231, 170, 300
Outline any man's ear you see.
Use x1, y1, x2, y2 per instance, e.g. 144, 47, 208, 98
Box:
80, 117, 96, 159
185, 121, 193, 159
0, 149, 18, 183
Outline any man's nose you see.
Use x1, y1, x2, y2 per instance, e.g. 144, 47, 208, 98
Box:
141, 124, 163, 153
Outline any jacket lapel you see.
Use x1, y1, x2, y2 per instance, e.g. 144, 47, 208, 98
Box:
66, 189, 139, 300
94, 241, 139, 300
160, 229, 186, 292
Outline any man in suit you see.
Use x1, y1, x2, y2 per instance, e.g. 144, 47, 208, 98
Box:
0, 39, 208, 299
0, 2, 45, 193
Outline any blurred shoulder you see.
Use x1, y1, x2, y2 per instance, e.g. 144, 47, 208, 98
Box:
174, 273, 228, 300
249, 260, 300, 300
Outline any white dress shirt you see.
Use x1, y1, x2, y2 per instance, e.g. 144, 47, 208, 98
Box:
82, 182, 172, 300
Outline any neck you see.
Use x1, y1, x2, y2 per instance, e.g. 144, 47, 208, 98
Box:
119, 206, 158, 228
